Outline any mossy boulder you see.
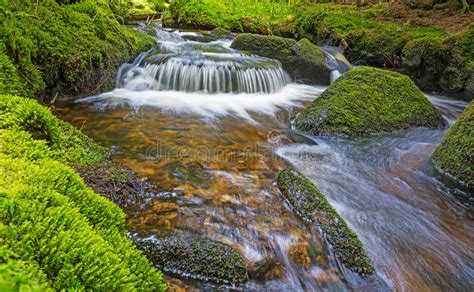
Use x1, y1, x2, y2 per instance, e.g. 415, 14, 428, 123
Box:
133, 233, 249, 285
293, 66, 445, 137
231, 34, 331, 84
433, 101, 473, 188
401, 37, 469, 95
277, 167, 374, 274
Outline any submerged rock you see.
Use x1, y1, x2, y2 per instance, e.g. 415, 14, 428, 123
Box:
277, 167, 374, 275
230, 34, 331, 84
433, 101, 473, 189
133, 233, 249, 285
293, 66, 445, 137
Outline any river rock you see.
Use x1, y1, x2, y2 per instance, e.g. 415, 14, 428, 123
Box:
277, 167, 374, 274
230, 34, 331, 85
401, 37, 469, 95
293, 66, 445, 137
433, 101, 473, 188
132, 232, 249, 285
182, 27, 234, 43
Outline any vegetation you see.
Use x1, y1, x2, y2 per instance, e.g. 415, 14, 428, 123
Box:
231, 34, 330, 84
433, 101, 473, 188
294, 66, 445, 137
164, 1, 473, 99
134, 233, 249, 285
0, 0, 155, 100
277, 167, 374, 274
0, 95, 165, 290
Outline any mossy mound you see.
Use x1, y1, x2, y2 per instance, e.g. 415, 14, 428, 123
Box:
277, 167, 374, 275
0, 95, 165, 290
433, 101, 473, 188
294, 66, 445, 137
231, 34, 330, 84
401, 37, 469, 95
134, 233, 249, 285
0, 0, 155, 99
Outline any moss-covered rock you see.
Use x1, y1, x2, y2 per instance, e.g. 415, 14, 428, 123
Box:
133, 233, 249, 285
293, 66, 445, 137
433, 101, 473, 188
231, 34, 331, 84
401, 37, 469, 95
277, 167, 374, 275
0, 1, 155, 100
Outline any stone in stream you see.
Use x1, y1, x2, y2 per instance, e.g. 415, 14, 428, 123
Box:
182, 27, 235, 43
293, 66, 445, 137
277, 167, 374, 275
401, 36, 469, 96
132, 232, 249, 285
432, 101, 474, 190
230, 34, 331, 85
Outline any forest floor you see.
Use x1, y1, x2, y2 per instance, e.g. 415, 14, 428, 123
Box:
371, 3, 473, 33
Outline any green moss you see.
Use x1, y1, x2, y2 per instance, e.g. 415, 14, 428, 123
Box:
433, 101, 473, 187
134, 233, 249, 285
402, 37, 469, 94
0, 95, 165, 290
0, 0, 155, 99
294, 66, 445, 137
277, 167, 374, 274
0, 246, 51, 291
0, 95, 104, 165
231, 34, 330, 84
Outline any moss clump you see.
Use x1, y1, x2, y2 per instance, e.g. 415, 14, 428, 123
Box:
0, 0, 155, 100
231, 34, 330, 84
277, 167, 374, 275
134, 233, 249, 285
0, 95, 104, 165
433, 101, 473, 188
294, 66, 445, 137
402, 37, 469, 94
0, 246, 51, 291
0, 95, 165, 290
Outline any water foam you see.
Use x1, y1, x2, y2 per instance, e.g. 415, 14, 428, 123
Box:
78, 84, 325, 122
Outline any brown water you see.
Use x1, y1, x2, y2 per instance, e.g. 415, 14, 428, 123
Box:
54, 26, 473, 291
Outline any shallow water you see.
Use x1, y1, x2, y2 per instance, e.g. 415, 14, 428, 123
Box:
55, 25, 473, 291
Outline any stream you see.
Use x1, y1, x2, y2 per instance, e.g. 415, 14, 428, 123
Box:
54, 25, 473, 291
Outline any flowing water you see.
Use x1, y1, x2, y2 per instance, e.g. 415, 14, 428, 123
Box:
54, 25, 473, 291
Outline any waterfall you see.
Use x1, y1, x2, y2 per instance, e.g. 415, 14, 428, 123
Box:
116, 53, 291, 94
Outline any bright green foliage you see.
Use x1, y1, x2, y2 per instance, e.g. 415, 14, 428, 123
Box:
231, 34, 330, 84
433, 101, 473, 187
0, 51, 28, 96
0, 95, 165, 290
0, 0, 155, 99
0, 95, 104, 164
294, 67, 445, 137
0, 246, 52, 291
277, 167, 374, 274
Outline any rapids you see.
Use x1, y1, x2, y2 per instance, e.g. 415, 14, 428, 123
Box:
55, 24, 473, 291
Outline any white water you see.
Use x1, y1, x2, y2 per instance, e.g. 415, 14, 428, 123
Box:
79, 26, 333, 121
79, 84, 324, 122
